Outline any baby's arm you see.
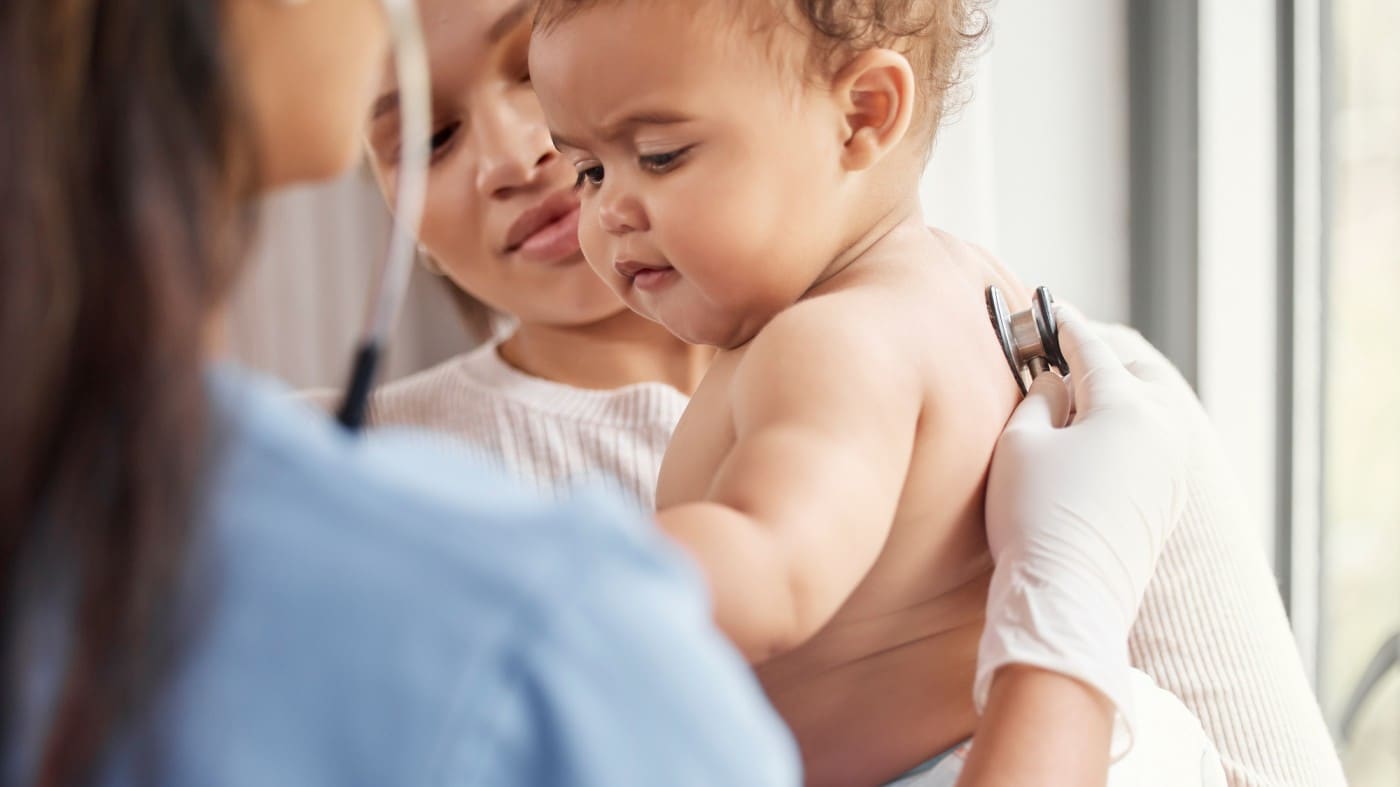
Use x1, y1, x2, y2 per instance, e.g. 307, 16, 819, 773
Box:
658, 305, 921, 663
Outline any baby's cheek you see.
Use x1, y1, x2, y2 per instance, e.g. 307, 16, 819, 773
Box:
575, 204, 612, 272
680, 192, 773, 288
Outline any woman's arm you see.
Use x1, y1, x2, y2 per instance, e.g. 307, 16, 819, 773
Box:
1099, 324, 1346, 786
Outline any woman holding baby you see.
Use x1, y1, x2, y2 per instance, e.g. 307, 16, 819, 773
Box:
365, 0, 1342, 783
1, 1, 1341, 786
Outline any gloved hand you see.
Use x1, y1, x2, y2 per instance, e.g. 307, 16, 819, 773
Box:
975, 303, 1188, 755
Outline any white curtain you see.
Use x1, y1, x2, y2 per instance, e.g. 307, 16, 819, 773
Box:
225, 168, 472, 390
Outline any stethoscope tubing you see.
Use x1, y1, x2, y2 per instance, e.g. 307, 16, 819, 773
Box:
337, 0, 432, 432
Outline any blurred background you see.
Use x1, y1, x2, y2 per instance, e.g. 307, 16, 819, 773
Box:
226, 1, 1398, 782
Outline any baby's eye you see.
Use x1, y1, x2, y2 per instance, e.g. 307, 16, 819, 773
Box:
639, 146, 692, 173
575, 165, 605, 189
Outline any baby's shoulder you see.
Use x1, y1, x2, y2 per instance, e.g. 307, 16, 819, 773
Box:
738, 293, 916, 392
770, 284, 899, 339
764, 292, 892, 350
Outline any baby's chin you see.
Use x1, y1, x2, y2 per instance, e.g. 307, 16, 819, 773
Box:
648, 306, 759, 350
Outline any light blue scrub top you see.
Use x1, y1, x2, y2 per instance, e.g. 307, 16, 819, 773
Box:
13, 366, 799, 786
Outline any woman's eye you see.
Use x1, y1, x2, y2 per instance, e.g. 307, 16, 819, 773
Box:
640, 147, 691, 173
575, 165, 605, 189
429, 122, 460, 159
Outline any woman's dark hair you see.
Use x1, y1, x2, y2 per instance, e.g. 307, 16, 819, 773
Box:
0, 1, 255, 784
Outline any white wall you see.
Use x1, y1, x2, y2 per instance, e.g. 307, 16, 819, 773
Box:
1197, 0, 1283, 559
923, 0, 1131, 323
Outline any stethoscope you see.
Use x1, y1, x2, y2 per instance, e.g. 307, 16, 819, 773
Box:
337, 0, 432, 432
985, 285, 1070, 395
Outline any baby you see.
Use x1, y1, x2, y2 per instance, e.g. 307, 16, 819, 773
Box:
529, 2, 1221, 785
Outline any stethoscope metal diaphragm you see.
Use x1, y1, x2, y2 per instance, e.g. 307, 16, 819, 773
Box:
985, 285, 1069, 395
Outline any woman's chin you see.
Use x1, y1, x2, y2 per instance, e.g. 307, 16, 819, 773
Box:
514, 298, 629, 331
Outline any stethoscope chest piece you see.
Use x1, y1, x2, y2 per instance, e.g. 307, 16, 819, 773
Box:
985, 284, 1069, 395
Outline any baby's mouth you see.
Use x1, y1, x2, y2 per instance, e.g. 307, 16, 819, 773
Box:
613, 260, 677, 292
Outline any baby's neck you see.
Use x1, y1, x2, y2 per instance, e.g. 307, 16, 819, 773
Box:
805, 193, 926, 297
711, 195, 925, 353
500, 309, 713, 394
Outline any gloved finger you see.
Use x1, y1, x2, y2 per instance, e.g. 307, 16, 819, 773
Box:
1127, 356, 1198, 426
1055, 303, 1132, 410
1123, 355, 1179, 388
1005, 369, 1071, 432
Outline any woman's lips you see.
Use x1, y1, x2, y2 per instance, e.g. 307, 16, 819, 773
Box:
514, 206, 581, 264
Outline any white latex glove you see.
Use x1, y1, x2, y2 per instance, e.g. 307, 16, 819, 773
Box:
975, 303, 1188, 755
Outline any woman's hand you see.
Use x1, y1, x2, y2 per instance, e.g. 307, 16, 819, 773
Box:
976, 304, 1189, 750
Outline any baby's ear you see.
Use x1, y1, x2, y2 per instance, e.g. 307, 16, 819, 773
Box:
833, 49, 917, 171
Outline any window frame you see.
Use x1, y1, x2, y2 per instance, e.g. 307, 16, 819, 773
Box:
1131, 0, 1329, 686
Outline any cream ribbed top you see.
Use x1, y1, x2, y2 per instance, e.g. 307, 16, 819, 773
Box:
365, 340, 689, 513
1093, 326, 1347, 786
367, 330, 1346, 787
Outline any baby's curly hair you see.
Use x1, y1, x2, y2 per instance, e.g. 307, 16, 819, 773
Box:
535, 0, 990, 143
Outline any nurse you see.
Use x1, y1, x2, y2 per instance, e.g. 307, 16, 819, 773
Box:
2, 2, 1183, 785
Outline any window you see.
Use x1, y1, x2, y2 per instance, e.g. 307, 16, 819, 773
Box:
1148, 1, 1396, 781
1321, 0, 1400, 782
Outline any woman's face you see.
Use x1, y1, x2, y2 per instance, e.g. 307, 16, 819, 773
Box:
366, 0, 627, 327
226, 0, 389, 188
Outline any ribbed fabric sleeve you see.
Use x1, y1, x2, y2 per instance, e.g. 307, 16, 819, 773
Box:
363, 341, 688, 514
1101, 325, 1347, 787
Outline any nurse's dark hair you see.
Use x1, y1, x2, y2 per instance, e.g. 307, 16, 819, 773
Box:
535, 0, 990, 139
0, 1, 254, 784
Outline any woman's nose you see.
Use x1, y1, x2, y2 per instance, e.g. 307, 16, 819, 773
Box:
476, 147, 556, 200
474, 111, 558, 199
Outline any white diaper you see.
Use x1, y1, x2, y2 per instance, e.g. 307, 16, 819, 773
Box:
887, 669, 1225, 787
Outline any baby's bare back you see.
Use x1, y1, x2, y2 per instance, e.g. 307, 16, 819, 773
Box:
657, 229, 1025, 786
